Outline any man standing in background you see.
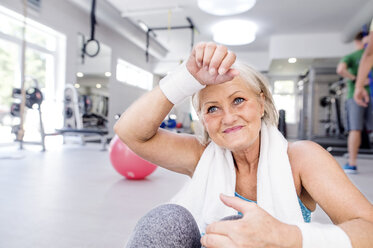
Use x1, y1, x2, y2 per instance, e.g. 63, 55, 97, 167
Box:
337, 31, 373, 174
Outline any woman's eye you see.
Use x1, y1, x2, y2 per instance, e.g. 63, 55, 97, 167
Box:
234, 97, 244, 105
207, 106, 218, 113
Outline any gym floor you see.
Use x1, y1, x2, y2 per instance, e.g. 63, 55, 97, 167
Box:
0, 140, 372, 248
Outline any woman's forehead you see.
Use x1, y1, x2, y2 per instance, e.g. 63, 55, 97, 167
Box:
199, 77, 255, 102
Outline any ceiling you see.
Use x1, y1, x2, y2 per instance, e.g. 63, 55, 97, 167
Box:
104, 0, 371, 75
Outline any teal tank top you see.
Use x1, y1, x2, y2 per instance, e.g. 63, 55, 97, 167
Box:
234, 192, 311, 223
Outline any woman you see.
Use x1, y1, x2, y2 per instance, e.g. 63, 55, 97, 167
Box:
114, 42, 373, 248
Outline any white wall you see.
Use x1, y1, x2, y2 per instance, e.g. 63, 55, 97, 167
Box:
269, 33, 354, 60
239, 51, 270, 72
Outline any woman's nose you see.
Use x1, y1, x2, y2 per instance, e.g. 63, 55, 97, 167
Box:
222, 108, 237, 125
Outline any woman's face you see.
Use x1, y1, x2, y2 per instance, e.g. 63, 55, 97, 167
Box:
199, 77, 264, 152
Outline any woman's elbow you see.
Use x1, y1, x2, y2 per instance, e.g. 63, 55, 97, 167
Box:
113, 119, 128, 141
113, 120, 121, 135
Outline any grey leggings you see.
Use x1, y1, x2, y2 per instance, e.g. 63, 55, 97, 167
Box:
126, 204, 242, 248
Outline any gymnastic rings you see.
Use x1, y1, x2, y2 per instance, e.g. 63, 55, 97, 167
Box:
83, 39, 100, 58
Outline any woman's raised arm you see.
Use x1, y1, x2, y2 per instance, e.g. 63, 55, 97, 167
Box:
114, 42, 238, 177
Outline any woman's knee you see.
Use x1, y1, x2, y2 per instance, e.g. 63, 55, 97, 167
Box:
126, 204, 201, 248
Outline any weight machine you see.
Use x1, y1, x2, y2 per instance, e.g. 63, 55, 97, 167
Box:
59, 84, 108, 151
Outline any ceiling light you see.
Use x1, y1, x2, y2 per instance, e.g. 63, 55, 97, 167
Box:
198, 0, 256, 16
96, 83, 102, 89
212, 20, 257, 46
288, 58, 297, 63
105, 72, 112, 77
76, 72, 84, 77
74, 83, 80, 88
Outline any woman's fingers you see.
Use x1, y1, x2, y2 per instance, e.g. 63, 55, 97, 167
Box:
209, 45, 228, 75
202, 42, 217, 69
192, 42, 236, 76
218, 51, 236, 75
201, 233, 234, 248
188, 42, 238, 85
215, 69, 240, 84
194, 42, 206, 68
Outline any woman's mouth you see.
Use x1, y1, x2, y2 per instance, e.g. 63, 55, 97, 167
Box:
223, 126, 243, 133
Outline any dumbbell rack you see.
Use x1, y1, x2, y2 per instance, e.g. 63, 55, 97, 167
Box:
16, 103, 47, 151
11, 102, 47, 151
11, 79, 48, 151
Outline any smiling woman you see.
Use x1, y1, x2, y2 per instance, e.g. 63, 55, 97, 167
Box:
114, 42, 373, 248
192, 62, 277, 146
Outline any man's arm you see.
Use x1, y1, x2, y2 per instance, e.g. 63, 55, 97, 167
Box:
356, 32, 373, 88
354, 22, 373, 106
337, 62, 356, 80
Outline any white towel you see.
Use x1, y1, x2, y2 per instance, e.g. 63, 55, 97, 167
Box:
170, 122, 303, 232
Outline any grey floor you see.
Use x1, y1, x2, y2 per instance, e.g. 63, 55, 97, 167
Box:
0, 140, 372, 248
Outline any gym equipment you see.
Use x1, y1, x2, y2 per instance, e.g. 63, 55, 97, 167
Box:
10, 86, 44, 117
297, 67, 344, 140
12, 88, 22, 98
318, 79, 345, 137
10, 103, 20, 117
80, 0, 100, 64
81, 95, 93, 114
109, 136, 157, 180
144, 17, 197, 62
25, 87, 43, 108
62, 84, 108, 149
63, 84, 83, 129
56, 128, 108, 151
166, 119, 177, 128
10, 77, 47, 151
278, 109, 287, 138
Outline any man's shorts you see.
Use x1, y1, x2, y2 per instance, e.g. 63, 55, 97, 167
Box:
345, 98, 373, 131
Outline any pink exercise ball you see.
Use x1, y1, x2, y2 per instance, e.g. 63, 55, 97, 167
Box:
109, 136, 157, 180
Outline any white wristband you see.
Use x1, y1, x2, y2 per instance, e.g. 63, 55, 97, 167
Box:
296, 223, 352, 248
159, 63, 205, 105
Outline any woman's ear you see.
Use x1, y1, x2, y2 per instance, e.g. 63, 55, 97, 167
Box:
259, 92, 265, 114
260, 92, 265, 101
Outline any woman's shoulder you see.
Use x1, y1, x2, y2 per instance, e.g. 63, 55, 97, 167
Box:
287, 140, 324, 155
287, 140, 334, 173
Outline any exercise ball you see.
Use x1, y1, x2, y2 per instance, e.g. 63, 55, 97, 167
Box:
109, 136, 157, 180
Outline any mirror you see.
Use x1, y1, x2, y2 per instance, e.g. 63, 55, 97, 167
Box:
62, 34, 111, 136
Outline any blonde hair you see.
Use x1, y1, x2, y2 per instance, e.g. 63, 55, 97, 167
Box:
192, 61, 278, 145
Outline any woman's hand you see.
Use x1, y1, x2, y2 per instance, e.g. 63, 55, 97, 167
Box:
187, 42, 239, 86
201, 194, 301, 248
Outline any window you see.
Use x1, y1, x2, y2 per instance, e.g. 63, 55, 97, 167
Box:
0, 5, 56, 51
272, 80, 296, 123
0, 39, 18, 109
0, 5, 65, 143
116, 59, 153, 91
